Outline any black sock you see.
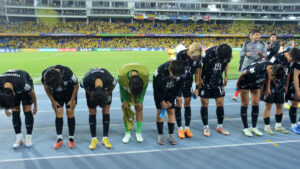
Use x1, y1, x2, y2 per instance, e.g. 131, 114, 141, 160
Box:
201, 107, 208, 126
184, 106, 191, 127
168, 123, 175, 134
175, 107, 182, 127
216, 106, 224, 125
68, 117, 75, 137
55, 118, 63, 135
264, 117, 270, 125
89, 115, 97, 137
289, 107, 297, 124
24, 111, 34, 135
12, 111, 21, 134
275, 114, 283, 123
103, 114, 110, 137
57, 138, 63, 142
240, 106, 248, 128
156, 122, 164, 134
251, 106, 259, 128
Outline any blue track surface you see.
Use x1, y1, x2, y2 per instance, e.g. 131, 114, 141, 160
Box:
0, 80, 300, 169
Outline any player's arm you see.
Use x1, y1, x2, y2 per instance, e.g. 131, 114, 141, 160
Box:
138, 82, 148, 103
285, 72, 291, 95
264, 65, 272, 97
223, 63, 229, 87
29, 89, 37, 115
294, 68, 300, 100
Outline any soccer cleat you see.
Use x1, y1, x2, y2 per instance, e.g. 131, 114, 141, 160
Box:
25, 135, 33, 148
102, 137, 112, 149
243, 128, 253, 137
157, 134, 164, 145
122, 133, 131, 144
177, 128, 185, 139
184, 128, 193, 138
54, 139, 64, 149
291, 126, 300, 134
168, 134, 177, 145
232, 96, 238, 101
251, 127, 263, 136
216, 127, 230, 136
203, 128, 211, 137
275, 126, 289, 134
284, 103, 290, 110
264, 126, 274, 135
136, 133, 143, 143
89, 138, 98, 150
68, 140, 75, 149
12, 140, 23, 149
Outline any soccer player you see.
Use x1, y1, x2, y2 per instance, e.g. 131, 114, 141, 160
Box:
153, 60, 184, 145
175, 42, 202, 139
80, 68, 117, 149
233, 29, 267, 101
198, 44, 232, 136
285, 48, 300, 134
266, 33, 280, 60
118, 63, 149, 143
42, 65, 78, 149
0, 70, 37, 149
261, 49, 295, 135
237, 61, 285, 137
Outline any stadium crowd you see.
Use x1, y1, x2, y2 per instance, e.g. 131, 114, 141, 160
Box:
0, 20, 299, 34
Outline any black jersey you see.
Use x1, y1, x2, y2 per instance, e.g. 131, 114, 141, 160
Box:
201, 46, 229, 89
41, 65, 78, 92
287, 61, 300, 90
243, 61, 272, 87
0, 70, 33, 94
80, 68, 117, 92
269, 52, 291, 92
153, 61, 183, 103
176, 50, 201, 85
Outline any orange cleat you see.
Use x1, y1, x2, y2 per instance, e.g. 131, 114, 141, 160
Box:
54, 139, 64, 149
184, 128, 193, 138
68, 140, 75, 149
177, 128, 185, 139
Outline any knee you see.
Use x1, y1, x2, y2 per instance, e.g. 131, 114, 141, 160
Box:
66, 110, 74, 118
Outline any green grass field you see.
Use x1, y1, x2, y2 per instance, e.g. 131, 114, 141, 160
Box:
0, 51, 240, 83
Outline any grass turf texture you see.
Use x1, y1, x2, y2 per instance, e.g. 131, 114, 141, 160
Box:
0, 50, 240, 83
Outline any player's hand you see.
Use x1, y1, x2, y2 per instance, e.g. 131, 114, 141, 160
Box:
67, 100, 76, 110
257, 51, 263, 56
52, 101, 61, 110
5, 109, 12, 117
122, 102, 129, 110
295, 91, 300, 101
166, 101, 172, 109
193, 89, 198, 99
285, 87, 288, 95
161, 101, 168, 109
223, 77, 228, 87
264, 88, 271, 98
247, 52, 252, 56
33, 103, 37, 115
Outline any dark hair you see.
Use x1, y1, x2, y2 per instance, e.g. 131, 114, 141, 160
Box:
216, 44, 232, 62
129, 75, 144, 97
44, 69, 62, 90
90, 87, 108, 108
271, 65, 285, 80
251, 29, 261, 34
291, 48, 300, 62
270, 33, 277, 37
169, 60, 184, 77
0, 88, 15, 109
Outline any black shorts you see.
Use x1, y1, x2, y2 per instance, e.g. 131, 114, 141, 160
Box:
199, 87, 225, 99
261, 92, 284, 104
85, 92, 112, 108
239, 80, 261, 90
13, 92, 33, 107
53, 89, 77, 108
286, 88, 298, 101
177, 86, 192, 98
154, 93, 175, 110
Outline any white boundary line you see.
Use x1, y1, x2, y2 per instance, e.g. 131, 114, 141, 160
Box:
0, 139, 299, 163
